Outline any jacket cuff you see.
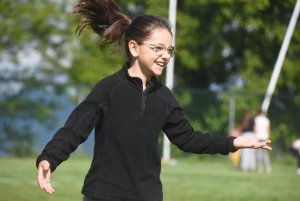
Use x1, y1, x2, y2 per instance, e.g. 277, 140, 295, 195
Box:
36, 155, 57, 173
228, 136, 238, 153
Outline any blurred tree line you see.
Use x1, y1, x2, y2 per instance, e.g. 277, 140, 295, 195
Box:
0, 0, 299, 157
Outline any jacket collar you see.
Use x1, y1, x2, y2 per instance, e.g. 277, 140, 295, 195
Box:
118, 62, 158, 92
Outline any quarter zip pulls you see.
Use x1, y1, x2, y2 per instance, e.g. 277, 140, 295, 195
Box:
141, 80, 154, 116
141, 91, 146, 115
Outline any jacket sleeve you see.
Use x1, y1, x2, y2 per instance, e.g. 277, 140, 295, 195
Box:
36, 84, 104, 172
162, 95, 236, 155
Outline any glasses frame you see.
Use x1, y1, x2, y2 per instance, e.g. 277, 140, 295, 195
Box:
141, 43, 177, 58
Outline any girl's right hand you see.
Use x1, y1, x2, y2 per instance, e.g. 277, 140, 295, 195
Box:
37, 160, 55, 194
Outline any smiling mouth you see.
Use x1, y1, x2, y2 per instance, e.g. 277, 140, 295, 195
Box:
155, 62, 165, 67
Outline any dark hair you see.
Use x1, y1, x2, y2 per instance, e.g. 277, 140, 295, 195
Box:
239, 109, 252, 131
257, 108, 263, 115
71, 0, 172, 60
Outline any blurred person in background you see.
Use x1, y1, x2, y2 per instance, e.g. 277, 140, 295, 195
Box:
239, 109, 257, 172
254, 108, 272, 173
289, 139, 300, 174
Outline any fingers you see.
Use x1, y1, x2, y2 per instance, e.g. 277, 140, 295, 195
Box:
234, 137, 272, 150
43, 182, 55, 194
263, 145, 272, 150
258, 140, 272, 150
37, 175, 55, 194
37, 160, 55, 194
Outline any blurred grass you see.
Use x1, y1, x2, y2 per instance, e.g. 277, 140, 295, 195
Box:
0, 155, 299, 201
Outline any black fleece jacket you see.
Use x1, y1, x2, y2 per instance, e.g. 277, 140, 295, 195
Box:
36, 62, 236, 201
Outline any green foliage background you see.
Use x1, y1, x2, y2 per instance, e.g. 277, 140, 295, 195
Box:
0, 0, 300, 157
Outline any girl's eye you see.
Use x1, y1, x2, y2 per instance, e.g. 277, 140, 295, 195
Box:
155, 46, 164, 51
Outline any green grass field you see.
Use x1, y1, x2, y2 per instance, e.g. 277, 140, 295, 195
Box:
0, 155, 299, 201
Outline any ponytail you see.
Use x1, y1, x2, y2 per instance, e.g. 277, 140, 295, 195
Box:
71, 0, 173, 60
71, 0, 131, 45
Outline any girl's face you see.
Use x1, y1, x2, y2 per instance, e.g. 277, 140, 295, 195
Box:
136, 28, 173, 78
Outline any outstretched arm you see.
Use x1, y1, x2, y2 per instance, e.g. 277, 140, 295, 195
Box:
37, 160, 55, 194
234, 136, 272, 150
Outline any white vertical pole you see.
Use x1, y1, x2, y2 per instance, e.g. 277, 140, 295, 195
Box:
261, 0, 300, 114
162, 0, 177, 163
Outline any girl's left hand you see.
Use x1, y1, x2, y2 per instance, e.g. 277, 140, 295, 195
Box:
234, 136, 272, 150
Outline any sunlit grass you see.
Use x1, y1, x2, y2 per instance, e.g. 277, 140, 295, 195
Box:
0, 155, 299, 201
162, 157, 299, 201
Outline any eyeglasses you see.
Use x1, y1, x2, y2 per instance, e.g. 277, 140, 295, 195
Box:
141, 43, 177, 58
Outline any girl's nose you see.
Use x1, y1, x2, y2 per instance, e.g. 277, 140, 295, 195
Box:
161, 49, 170, 59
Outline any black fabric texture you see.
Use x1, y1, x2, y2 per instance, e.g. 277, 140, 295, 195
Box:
36, 62, 237, 201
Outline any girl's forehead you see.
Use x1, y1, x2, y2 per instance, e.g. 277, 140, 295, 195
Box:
146, 28, 172, 45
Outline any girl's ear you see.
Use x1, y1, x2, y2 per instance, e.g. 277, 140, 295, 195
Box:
128, 40, 138, 57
